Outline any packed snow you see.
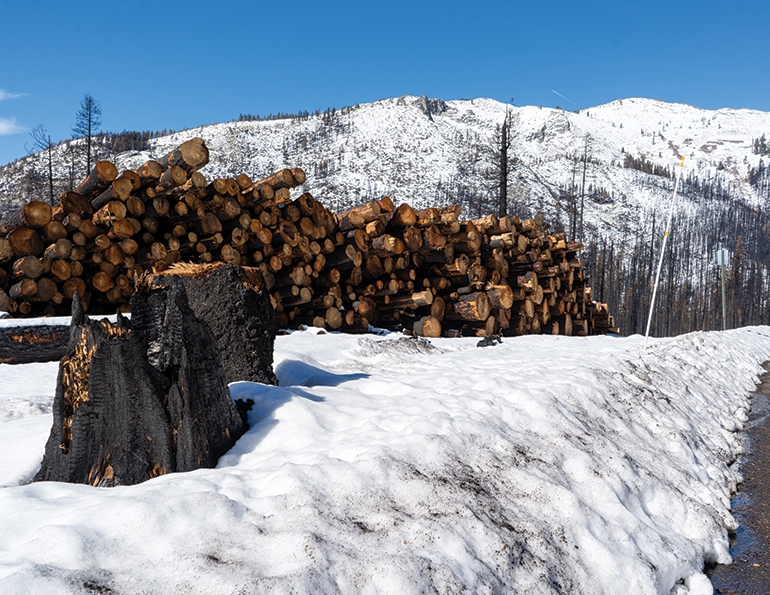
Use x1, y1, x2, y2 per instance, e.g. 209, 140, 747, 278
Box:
1, 324, 769, 594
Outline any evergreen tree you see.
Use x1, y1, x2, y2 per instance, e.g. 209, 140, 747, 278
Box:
72, 94, 102, 175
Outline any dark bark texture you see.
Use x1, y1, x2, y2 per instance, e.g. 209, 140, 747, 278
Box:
162, 262, 278, 386
0, 325, 69, 364
34, 279, 247, 487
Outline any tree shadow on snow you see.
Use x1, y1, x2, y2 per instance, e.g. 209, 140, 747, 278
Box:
274, 359, 368, 388
220, 361, 368, 464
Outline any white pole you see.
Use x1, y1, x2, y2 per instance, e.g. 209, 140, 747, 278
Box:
644, 156, 686, 348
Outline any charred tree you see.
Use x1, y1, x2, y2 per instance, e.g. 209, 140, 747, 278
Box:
0, 324, 69, 364
151, 262, 278, 386
34, 285, 246, 487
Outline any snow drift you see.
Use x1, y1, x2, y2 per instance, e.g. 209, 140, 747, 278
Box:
1, 326, 769, 594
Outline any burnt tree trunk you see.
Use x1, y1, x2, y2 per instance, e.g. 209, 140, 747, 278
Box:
152, 262, 277, 385
34, 282, 246, 487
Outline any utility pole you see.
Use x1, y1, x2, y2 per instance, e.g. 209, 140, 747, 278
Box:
579, 141, 587, 242
644, 156, 685, 348
717, 247, 729, 331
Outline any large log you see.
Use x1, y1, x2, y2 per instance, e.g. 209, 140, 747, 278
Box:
0, 237, 15, 263
58, 191, 94, 218
445, 291, 492, 322
34, 285, 246, 487
76, 161, 119, 199
91, 176, 134, 210
7, 227, 44, 257
157, 137, 210, 174
131, 160, 163, 188
0, 324, 69, 364
3, 200, 53, 231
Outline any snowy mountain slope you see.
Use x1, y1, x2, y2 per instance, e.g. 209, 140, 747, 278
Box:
2, 95, 768, 237
1, 325, 770, 594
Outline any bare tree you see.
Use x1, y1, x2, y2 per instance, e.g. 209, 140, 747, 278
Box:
72, 94, 102, 175
578, 135, 592, 242
491, 110, 517, 217
27, 124, 55, 205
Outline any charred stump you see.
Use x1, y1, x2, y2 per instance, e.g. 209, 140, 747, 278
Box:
154, 262, 277, 386
34, 281, 246, 487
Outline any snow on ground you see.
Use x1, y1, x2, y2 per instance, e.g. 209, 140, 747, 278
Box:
1, 326, 769, 594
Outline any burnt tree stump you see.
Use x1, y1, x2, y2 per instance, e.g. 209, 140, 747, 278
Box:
153, 262, 278, 386
35, 278, 247, 487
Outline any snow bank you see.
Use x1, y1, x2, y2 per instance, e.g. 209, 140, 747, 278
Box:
1, 327, 769, 594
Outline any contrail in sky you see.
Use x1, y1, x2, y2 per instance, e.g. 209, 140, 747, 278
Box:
551, 89, 577, 106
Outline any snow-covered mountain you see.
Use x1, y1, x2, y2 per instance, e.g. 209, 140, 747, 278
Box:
3, 95, 769, 334
3, 95, 769, 232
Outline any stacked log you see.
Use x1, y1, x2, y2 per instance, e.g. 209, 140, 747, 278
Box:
264, 200, 618, 338
0, 138, 618, 338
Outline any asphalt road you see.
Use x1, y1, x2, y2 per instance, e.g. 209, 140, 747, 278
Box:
710, 361, 770, 595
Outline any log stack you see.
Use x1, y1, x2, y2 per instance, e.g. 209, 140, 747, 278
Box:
0, 138, 619, 338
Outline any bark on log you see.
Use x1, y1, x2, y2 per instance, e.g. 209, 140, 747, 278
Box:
445, 291, 492, 321
385, 203, 417, 229
76, 161, 119, 199
8, 227, 44, 257
58, 191, 94, 218
159, 262, 278, 385
413, 315, 441, 338
92, 177, 134, 210
0, 201, 53, 234
133, 160, 163, 185
0, 237, 15, 263
0, 324, 69, 364
158, 137, 210, 174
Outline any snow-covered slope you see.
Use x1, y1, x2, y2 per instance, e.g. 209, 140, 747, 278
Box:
1, 324, 769, 594
2, 95, 769, 239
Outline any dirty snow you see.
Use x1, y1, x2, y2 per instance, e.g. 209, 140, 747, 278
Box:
1, 326, 769, 594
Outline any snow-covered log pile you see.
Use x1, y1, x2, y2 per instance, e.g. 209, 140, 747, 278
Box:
0, 138, 616, 337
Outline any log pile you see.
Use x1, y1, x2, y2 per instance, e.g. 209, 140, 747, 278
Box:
0, 138, 619, 338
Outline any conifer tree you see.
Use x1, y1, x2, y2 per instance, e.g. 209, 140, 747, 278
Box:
72, 94, 102, 175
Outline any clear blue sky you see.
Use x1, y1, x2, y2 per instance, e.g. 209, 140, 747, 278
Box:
0, 0, 766, 166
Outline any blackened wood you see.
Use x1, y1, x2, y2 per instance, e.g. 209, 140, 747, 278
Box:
35, 285, 246, 487
0, 324, 69, 364
161, 262, 278, 386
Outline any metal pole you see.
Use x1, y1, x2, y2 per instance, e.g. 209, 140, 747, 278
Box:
644, 156, 685, 348
721, 259, 727, 331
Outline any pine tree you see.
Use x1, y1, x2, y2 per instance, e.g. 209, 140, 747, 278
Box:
72, 94, 102, 175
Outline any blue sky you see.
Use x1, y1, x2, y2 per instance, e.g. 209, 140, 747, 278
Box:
0, 0, 766, 166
